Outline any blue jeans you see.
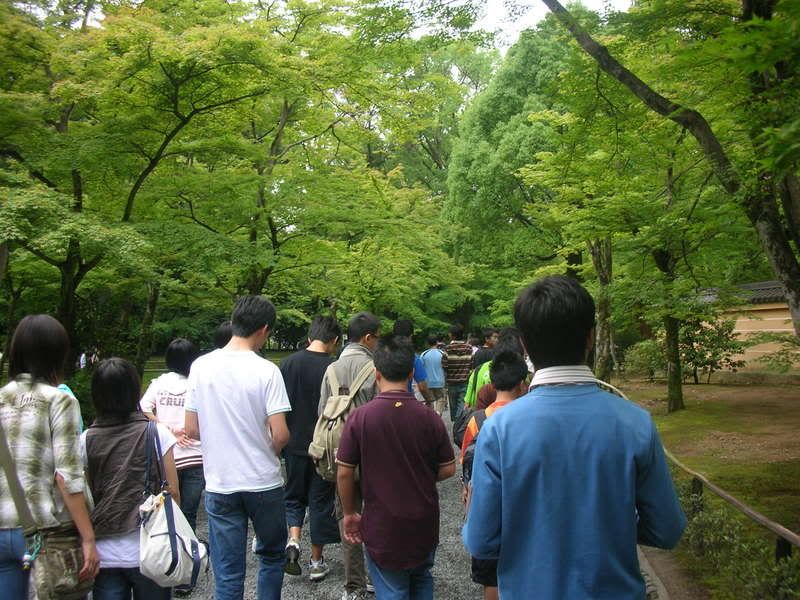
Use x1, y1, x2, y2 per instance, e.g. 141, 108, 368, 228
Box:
93, 567, 171, 600
0, 528, 28, 599
205, 488, 286, 600
178, 465, 205, 532
366, 550, 435, 600
448, 383, 468, 422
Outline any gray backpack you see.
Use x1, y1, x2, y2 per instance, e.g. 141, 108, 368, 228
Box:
307, 361, 373, 482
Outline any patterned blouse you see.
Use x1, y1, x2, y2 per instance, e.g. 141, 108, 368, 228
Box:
0, 374, 85, 529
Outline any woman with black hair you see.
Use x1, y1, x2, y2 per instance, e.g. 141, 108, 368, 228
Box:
141, 339, 204, 535
0, 314, 99, 597
82, 357, 179, 599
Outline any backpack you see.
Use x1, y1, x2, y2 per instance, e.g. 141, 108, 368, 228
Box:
308, 361, 374, 482
461, 409, 488, 485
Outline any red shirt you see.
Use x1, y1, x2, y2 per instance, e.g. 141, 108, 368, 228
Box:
337, 390, 455, 569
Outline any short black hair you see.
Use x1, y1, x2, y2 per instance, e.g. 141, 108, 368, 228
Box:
482, 327, 498, 342
495, 327, 524, 355
214, 321, 233, 349
91, 358, 141, 417
449, 324, 464, 339
8, 315, 70, 385
490, 350, 529, 391
308, 316, 341, 343
231, 296, 277, 337
373, 334, 415, 382
426, 334, 438, 347
514, 276, 595, 368
392, 319, 414, 338
347, 312, 380, 342
165, 338, 199, 377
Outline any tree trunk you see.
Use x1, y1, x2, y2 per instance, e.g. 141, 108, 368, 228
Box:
588, 237, 613, 382
134, 281, 160, 376
663, 315, 685, 412
58, 239, 82, 374
0, 243, 8, 288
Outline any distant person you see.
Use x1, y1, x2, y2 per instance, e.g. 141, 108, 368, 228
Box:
464, 328, 525, 410
318, 312, 381, 600
141, 337, 204, 595
471, 328, 499, 370
393, 319, 433, 405
337, 335, 455, 600
213, 320, 233, 349
460, 350, 529, 600
79, 351, 88, 370
420, 335, 447, 415
463, 276, 687, 598
444, 325, 472, 421
467, 335, 481, 356
185, 296, 291, 600
0, 315, 99, 597
281, 316, 342, 581
84, 358, 179, 600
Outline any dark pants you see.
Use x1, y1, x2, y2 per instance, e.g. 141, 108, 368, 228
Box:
448, 382, 468, 422
335, 487, 368, 593
366, 550, 435, 600
178, 465, 205, 532
284, 453, 340, 546
205, 488, 286, 600
93, 567, 171, 600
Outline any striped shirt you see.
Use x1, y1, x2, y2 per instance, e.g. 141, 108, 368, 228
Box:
445, 341, 473, 383
0, 375, 85, 529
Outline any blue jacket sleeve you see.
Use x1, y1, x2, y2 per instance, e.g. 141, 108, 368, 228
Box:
462, 420, 502, 559
636, 420, 687, 549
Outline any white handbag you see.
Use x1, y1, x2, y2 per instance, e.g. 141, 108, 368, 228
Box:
139, 421, 208, 588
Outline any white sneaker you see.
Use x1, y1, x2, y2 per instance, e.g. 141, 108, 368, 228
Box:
251, 536, 258, 553
309, 558, 330, 581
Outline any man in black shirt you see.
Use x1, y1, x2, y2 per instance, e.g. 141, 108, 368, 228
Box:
472, 327, 499, 370
280, 316, 342, 581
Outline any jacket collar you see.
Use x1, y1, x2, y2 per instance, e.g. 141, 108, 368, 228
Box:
530, 365, 597, 388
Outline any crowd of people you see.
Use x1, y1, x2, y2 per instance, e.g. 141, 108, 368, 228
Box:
0, 275, 687, 600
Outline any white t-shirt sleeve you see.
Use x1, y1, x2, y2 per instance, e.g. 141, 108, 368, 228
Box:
155, 422, 177, 456
265, 365, 291, 416
140, 379, 158, 413
185, 366, 198, 413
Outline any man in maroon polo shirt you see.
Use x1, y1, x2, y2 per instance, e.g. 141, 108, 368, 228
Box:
336, 335, 456, 599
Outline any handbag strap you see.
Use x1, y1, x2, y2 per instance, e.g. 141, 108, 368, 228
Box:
0, 418, 38, 535
144, 420, 167, 495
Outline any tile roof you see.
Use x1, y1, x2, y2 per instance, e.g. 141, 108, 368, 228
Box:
737, 280, 788, 304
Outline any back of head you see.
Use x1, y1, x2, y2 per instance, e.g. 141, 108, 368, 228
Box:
392, 319, 414, 339
426, 334, 438, 347
8, 314, 70, 385
449, 324, 464, 340
490, 350, 529, 391
374, 334, 416, 382
231, 296, 277, 338
494, 327, 524, 356
213, 321, 233, 349
347, 312, 380, 342
165, 338, 199, 377
308, 315, 341, 343
514, 276, 595, 369
92, 357, 141, 417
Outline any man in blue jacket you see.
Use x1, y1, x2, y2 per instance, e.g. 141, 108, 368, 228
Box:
463, 275, 686, 599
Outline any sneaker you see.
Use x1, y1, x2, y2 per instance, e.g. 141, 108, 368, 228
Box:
285, 539, 301, 576
309, 558, 330, 581
174, 585, 193, 598
366, 579, 375, 593
340, 591, 370, 600
251, 536, 258, 554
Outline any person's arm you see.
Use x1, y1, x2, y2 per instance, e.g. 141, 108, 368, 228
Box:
185, 410, 200, 441
636, 421, 687, 549
437, 461, 456, 481
337, 464, 362, 544
56, 477, 99, 581
417, 380, 434, 405
268, 412, 289, 453
462, 422, 502, 559
434, 414, 456, 481
162, 446, 181, 506
184, 368, 200, 439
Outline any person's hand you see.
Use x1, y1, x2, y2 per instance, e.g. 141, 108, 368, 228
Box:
79, 538, 100, 581
342, 513, 362, 544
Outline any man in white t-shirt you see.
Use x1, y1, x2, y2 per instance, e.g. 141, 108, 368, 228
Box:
185, 295, 291, 600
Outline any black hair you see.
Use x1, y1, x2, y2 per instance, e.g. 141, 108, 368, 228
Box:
468, 335, 480, 347
482, 327, 499, 343
495, 327, 524, 355
373, 334, 415, 382
230, 296, 277, 338
347, 312, 380, 342
514, 276, 595, 368
308, 316, 342, 343
8, 315, 70, 385
490, 350, 529, 391
392, 319, 414, 338
449, 324, 464, 339
426, 334, 438, 347
91, 357, 141, 417
165, 338, 199, 377
214, 321, 233, 349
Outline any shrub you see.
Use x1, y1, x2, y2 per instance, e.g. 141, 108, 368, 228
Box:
623, 339, 665, 380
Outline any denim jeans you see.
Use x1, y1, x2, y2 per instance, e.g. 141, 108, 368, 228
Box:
448, 383, 468, 422
93, 567, 171, 600
0, 528, 28, 599
178, 465, 205, 532
284, 453, 340, 546
365, 550, 435, 600
205, 488, 286, 600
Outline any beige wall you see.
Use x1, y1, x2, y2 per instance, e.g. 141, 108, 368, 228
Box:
723, 303, 796, 367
